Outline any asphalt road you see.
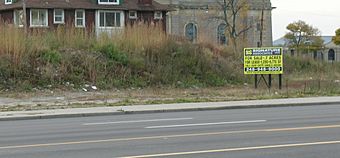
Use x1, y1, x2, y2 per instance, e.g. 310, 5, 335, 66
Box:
1, 104, 340, 158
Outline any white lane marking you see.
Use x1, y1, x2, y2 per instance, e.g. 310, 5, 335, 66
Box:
118, 140, 340, 158
145, 120, 267, 129
1, 124, 340, 150
83, 118, 193, 126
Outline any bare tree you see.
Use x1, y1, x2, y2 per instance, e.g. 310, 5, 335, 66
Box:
216, 0, 252, 54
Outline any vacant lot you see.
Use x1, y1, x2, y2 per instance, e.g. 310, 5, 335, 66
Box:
1, 24, 340, 112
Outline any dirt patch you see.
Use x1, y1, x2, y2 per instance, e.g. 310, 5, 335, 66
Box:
0, 84, 339, 112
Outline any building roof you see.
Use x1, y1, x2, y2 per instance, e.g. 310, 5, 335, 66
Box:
273, 37, 286, 46
273, 36, 334, 46
126, 0, 170, 11
156, 0, 273, 10
0, 0, 170, 11
322, 36, 334, 45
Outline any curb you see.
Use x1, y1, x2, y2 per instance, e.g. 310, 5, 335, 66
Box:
0, 112, 125, 121
120, 101, 340, 114
1, 100, 340, 121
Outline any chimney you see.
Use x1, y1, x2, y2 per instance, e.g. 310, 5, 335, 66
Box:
138, 0, 152, 5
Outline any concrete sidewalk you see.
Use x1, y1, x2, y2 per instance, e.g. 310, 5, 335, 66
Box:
1, 96, 340, 121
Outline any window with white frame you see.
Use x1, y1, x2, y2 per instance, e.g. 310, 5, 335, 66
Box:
75, 10, 85, 27
98, 11, 122, 28
30, 9, 48, 27
129, 11, 137, 19
154, 11, 162, 20
5, 0, 12, 5
54, 9, 64, 24
14, 10, 24, 27
98, 0, 119, 5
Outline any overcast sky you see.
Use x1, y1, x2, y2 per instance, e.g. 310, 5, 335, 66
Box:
271, 0, 340, 40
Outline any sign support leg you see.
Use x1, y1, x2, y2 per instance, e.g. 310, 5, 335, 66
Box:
255, 74, 258, 89
279, 74, 282, 90
268, 74, 272, 89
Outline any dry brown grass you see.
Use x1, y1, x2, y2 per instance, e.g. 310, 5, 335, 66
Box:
0, 24, 26, 66
1, 22, 340, 96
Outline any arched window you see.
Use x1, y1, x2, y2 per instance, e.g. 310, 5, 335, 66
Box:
217, 24, 227, 45
328, 49, 335, 61
185, 23, 197, 42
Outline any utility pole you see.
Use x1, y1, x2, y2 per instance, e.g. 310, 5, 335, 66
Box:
23, 0, 27, 34
260, 0, 271, 88
259, 0, 264, 48
255, 0, 276, 89
255, 0, 265, 89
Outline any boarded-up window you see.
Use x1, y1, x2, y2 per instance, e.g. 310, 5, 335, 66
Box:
14, 10, 24, 27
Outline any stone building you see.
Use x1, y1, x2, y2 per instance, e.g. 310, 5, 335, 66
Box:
274, 36, 340, 62
156, 0, 274, 47
324, 40, 340, 62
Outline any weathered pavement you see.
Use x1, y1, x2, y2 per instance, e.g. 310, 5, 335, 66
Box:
1, 96, 340, 121
1, 104, 340, 158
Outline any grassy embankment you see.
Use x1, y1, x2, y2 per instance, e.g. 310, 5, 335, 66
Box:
1, 23, 340, 99
0, 24, 245, 90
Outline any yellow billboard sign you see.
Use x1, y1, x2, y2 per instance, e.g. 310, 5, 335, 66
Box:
244, 47, 283, 75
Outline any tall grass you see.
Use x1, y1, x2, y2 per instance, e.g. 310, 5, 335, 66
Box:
119, 23, 168, 52
0, 23, 245, 90
0, 24, 26, 67
1, 23, 338, 92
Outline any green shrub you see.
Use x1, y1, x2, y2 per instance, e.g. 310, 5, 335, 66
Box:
204, 72, 227, 86
99, 44, 129, 66
284, 55, 319, 73
40, 49, 62, 65
0, 54, 12, 80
